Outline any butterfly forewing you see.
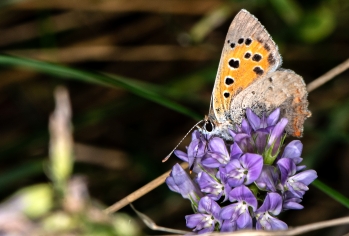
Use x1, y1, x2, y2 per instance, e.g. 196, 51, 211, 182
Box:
210, 9, 282, 123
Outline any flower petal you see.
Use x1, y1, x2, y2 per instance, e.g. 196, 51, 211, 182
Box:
267, 108, 280, 126
241, 119, 252, 134
292, 170, 318, 185
255, 165, 278, 192
277, 158, 296, 185
185, 214, 205, 228
256, 192, 283, 216
229, 185, 257, 210
165, 163, 202, 202
209, 137, 229, 157
256, 214, 288, 230
240, 153, 263, 184
220, 203, 238, 220
197, 172, 223, 201
282, 140, 303, 159
221, 220, 236, 232
246, 108, 261, 131
198, 196, 221, 220
230, 142, 243, 160
237, 210, 253, 229
174, 150, 188, 162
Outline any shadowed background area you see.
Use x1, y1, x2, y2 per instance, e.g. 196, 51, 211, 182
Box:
0, 0, 349, 235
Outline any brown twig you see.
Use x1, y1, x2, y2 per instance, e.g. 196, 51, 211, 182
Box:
156, 216, 349, 235
307, 58, 349, 92
13, 0, 222, 15
104, 162, 188, 214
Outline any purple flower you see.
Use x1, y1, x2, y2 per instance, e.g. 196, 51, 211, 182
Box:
277, 158, 317, 197
263, 118, 288, 164
255, 193, 288, 230
246, 108, 261, 131
202, 137, 230, 168
185, 196, 222, 234
282, 191, 304, 210
220, 185, 257, 232
281, 140, 305, 171
166, 163, 203, 203
246, 108, 280, 130
219, 153, 263, 187
174, 130, 207, 173
255, 165, 279, 192
197, 171, 224, 201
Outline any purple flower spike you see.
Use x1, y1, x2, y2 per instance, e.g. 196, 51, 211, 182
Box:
166, 163, 203, 203
186, 196, 221, 234
255, 193, 288, 230
202, 137, 230, 168
221, 153, 263, 187
197, 172, 224, 201
168, 107, 316, 233
220, 185, 257, 232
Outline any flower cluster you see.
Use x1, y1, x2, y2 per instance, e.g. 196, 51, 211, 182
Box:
166, 108, 317, 233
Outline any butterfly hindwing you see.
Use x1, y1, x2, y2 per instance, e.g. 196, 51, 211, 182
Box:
230, 69, 311, 137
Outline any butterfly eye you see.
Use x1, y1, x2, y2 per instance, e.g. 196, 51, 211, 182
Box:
205, 121, 214, 132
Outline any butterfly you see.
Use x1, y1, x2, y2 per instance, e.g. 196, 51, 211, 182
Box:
202, 9, 311, 141
163, 9, 310, 161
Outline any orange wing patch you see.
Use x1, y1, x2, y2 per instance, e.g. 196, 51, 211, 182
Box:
214, 37, 275, 113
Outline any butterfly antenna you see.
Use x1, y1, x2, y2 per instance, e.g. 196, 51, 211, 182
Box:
162, 119, 205, 162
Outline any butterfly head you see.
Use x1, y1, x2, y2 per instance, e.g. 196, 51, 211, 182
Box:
201, 115, 234, 141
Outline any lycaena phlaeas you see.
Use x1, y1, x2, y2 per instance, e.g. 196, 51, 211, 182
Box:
204, 9, 311, 140
164, 9, 311, 161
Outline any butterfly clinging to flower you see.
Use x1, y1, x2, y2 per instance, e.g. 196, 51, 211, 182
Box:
164, 9, 310, 161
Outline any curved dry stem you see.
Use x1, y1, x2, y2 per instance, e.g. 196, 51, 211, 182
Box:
158, 216, 349, 235
104, 162, 188, 214
307, 58, 349, 92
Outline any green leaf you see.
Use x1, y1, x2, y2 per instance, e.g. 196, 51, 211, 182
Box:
312, 179, 349, 209
0, 55, 201, 120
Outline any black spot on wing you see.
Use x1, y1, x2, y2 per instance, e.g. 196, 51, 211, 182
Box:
268, 54, 276, 65
225, 77, 234, 85
245, 38, 252, 46
253, 66, 264, 75
244, 52, 251, 59
252, 54, 262, 62
229, 59, 240, 69
264, 44, 271, 51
